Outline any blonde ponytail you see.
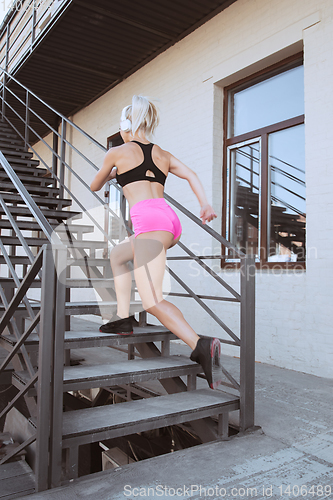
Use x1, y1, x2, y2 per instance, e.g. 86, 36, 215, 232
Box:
120, 96, 159, 139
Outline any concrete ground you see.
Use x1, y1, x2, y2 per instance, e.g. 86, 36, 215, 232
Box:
18, 318, 333, 500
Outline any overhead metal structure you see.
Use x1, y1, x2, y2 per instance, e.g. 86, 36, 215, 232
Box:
0, 0, 237, 140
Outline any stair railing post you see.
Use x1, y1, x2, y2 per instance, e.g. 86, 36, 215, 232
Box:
31, 0, 36, 51
119, 192, 127, 242
35, 245, 56, 492
52, 117, 59, 184
103, 182, 110, 263
239, 255, 256, 431
1, 25, 10, 119
50, 245, 67, 488
59, 118, 66, 199
25, 90, 30, 150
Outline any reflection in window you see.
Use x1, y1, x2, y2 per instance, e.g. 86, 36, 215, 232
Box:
230, 65, 304, 137
268, 125, 305, 262
229, 142, 260, 257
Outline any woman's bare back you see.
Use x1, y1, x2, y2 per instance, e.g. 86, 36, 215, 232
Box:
114, 141, 171, 208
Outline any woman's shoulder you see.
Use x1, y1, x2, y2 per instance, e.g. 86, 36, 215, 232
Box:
152, 143, 171, 161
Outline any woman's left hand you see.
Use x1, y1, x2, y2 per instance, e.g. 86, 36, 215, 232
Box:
200, 204, 217, 224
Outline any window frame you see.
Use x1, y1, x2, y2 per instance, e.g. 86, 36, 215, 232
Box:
222, 53, 305, 270
107, 132, 123, 150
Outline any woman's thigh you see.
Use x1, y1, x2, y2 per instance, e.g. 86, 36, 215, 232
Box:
133, 231, 174, 309
110, 234, 135, 270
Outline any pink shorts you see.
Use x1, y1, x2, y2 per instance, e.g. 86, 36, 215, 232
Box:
130, 198, 182, 240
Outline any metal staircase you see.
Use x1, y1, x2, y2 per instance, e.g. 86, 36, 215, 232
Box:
0, 69, 255, 495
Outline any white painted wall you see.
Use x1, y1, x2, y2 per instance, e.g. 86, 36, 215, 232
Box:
33, 0, 333, 378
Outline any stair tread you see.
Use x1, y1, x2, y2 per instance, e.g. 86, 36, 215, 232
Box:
0, 191, 71, 204
0, 165, 47, 176
63, 355, 199, 383
0, 235, 107, 248
0, 206, 81, 219
0, 221, 93, 235
0, 460, 35, 497
65, 277, 133, 288
1, 149, 33, 157
0, 172, 53, 184
0, 301, 140, 318
3, 325, 173, 344
1, 326, 175, 349
13, 355, 200, 391
0, 181, 60, 195
62, 388, 239, 441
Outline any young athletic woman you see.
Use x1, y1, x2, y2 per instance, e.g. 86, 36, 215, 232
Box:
90, 95, 222, 389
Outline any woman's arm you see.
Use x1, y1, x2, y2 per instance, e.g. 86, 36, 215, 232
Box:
90, 149, 117, 192
169, 154, 217, 224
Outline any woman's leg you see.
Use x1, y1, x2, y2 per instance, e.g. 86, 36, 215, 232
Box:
109, 235, 135, 318
133, 230, 222, 389
133, 231, 200, 350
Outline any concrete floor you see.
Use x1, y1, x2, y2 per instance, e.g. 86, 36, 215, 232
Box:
17, 318, 333, 500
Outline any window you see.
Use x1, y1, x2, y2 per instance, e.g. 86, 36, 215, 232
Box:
223, 55, 305, 266
107, 132, 123, 150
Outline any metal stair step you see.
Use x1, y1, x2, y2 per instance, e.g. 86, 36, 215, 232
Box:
1, 149, 34, 158
65, 277, 133, 288
0, 141, 26, 149
63, 355, 200, 390
0, 131, 21, 139
0, 249, 99, 266
0, 460, 35, 498
13, 355, 201, 393
0, 172, 54, 186
0, 300, 141, 318
0, 205, 81, 219
62, 388, 240, 446
68, 257, 110, 267
0, 255, 34, 264
1, 326, 175, 351
0, 277, 41, 288
0, 220, 92, 233
0, 164, 48, 176
0, 181, 60, 196
0, 235, 106, 248
1, 157, 40, 167
0, 192, 72, 209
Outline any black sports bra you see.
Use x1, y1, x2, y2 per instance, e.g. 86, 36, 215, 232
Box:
116, 141, 167, 188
